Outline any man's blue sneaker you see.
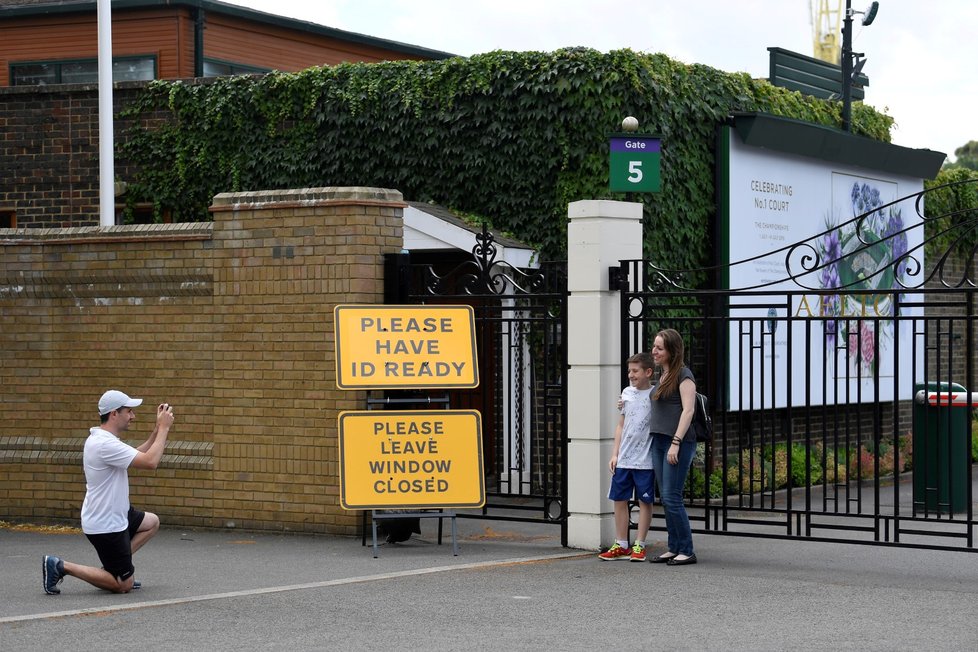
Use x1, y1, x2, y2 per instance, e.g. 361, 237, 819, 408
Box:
43, 555, 64, 595
132, 580, 141, 590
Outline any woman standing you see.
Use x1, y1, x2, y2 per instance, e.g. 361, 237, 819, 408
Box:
647, 328, 698, 565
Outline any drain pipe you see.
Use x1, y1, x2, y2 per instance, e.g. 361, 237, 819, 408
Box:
195, 6, 206, 78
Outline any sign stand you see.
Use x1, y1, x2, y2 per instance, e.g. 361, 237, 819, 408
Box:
359, 393, 459, 558
333, 304, 485, 557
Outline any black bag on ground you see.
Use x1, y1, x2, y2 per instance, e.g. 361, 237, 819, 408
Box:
378, 512, 421, 543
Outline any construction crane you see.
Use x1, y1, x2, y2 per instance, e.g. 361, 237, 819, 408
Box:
811, 0, 843, 64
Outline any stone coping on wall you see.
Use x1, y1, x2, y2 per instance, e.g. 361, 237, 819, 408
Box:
209, 186, 406, 211
0, 222, 214, 246
0, 437, 214, 471
0, 273, 214, 299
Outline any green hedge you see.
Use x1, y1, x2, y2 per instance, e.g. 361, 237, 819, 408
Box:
120, 48, 893, 269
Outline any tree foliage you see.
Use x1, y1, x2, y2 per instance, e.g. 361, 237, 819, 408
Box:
923, 165, 978, 258
119, 48, 893, 272
948, 140, 978, 171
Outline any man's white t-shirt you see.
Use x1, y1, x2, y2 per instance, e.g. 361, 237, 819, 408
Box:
81, 427, 138, 535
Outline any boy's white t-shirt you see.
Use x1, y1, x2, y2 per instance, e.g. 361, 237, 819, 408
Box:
80, 427, 139, 534
617, 386, 654, 469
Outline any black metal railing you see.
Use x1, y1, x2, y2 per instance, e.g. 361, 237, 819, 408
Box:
387, 224, 569, 545
617, 180, 978, 552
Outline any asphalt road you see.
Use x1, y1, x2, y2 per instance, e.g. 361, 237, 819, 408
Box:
3, 517, 977, 651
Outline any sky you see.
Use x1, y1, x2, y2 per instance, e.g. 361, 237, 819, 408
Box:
224, 0, 975, 163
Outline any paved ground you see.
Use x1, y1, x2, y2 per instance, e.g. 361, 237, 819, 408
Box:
2, 515, 977, 651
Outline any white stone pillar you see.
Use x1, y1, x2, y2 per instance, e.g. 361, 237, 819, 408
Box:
566, 199, 644, 550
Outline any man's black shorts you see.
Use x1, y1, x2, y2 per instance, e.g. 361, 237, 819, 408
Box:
85, 506, 145, 581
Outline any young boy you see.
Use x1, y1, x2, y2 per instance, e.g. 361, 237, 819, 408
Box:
598, 351, 655, 562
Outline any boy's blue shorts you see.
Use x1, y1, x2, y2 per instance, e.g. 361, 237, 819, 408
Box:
608, 467, 655, 504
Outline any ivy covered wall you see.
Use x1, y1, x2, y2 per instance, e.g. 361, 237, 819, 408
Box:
120, 48, 894, 270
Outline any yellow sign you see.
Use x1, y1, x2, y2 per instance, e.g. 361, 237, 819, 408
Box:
338, 410, 486, 510
333, 305, 479, 389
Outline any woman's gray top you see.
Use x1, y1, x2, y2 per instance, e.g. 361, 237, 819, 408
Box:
649, 366, 695, 437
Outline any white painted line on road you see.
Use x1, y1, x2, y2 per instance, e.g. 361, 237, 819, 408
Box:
3, 551, 588, 624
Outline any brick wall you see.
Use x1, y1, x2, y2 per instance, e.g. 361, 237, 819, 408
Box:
0, 186, 404, 534
0, 80, 210, 229
0, 83, 103, 227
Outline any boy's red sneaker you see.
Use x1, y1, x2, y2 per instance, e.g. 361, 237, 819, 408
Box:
597, 543, 631, 560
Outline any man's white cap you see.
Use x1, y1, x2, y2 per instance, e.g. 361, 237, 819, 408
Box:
98, 390, 143, 415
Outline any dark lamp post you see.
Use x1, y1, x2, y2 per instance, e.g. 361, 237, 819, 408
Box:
841, 1, 880, 132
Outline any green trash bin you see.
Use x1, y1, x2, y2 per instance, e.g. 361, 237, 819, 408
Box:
912, 382, 970, 515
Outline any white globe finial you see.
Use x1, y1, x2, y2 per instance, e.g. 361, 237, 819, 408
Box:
621, 116, 639, 132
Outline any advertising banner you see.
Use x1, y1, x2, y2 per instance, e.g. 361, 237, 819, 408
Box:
722, 127, 924, 408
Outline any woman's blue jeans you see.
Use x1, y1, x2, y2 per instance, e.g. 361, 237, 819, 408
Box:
650, 433, 696, 556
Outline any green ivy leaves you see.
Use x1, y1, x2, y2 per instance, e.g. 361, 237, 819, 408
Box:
923, 166, 978, 258
118, 48, 893, 275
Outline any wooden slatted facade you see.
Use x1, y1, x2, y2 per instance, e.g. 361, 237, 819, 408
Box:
0, 9, 190, 85
202, 12, 428, 70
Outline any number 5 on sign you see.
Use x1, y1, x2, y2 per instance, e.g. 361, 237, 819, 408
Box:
628, 161, 643, 183
609, 136, 661, 193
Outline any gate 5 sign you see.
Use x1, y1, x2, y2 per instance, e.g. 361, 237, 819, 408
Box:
609, 135, 661, 193
338, 410, 486, 510
333, 304, 479, 389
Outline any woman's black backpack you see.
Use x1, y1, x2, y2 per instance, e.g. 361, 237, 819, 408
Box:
689, 392, 714, 443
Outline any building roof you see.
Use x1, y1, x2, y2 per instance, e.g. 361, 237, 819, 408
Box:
0, 0, 456, 61
404, 202, 536, 269
729, 111, 946, 178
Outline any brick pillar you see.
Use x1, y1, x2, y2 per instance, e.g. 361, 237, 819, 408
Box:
208, 187, 404, 532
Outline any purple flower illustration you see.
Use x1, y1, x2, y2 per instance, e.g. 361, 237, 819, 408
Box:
823, 294, 840, 349
819, 179, 904, 375
882, 207, 908, 282
819, 226, 842, 348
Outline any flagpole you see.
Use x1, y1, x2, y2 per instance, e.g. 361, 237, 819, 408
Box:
96, 0, 115, 227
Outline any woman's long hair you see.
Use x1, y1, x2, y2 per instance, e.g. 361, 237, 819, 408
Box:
653, 328, 686, 400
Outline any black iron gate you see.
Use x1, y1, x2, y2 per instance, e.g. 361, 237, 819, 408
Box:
386, 225, 568, 544
618, 180, 978, 552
